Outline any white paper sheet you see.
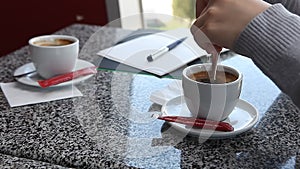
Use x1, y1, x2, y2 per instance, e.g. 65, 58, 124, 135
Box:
0, 82, 83, 107
97, 28, 208, 76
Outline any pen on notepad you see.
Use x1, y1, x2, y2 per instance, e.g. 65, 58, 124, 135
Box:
146, 37, 187, 62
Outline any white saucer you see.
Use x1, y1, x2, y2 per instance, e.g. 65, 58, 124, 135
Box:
14, 59, 95, 87
161, 96, 259, 139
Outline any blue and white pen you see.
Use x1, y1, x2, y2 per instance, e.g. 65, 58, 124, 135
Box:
146, 37, 187, 62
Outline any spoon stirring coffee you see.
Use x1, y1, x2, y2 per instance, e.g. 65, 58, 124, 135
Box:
211, 51, 220, 83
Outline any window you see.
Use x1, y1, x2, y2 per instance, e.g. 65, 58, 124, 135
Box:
106, 0, 195, 30
142, 0, 195, 30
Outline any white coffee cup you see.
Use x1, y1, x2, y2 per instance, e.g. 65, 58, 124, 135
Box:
182, 63, 242, 121
29, 35, 79, 79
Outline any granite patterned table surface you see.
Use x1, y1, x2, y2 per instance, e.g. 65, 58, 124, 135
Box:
0, 24, 300, 169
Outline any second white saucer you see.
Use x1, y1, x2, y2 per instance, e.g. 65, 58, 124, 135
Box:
161, 96, 259, 139
14, 59, 95, 87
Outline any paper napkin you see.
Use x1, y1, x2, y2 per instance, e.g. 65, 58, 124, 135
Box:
150, 80, 183, 105
0, 82, 83, 107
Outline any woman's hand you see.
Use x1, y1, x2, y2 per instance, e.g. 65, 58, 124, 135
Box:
191, 0, 271, 50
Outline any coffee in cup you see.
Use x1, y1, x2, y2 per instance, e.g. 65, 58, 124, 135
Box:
189, 70, 238, 84
182, 64, 242, 121
29, 35, 79, 79
33, 38, 75, 47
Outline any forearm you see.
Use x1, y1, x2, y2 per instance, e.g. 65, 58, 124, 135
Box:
266, 0, 300, 15
233, 4, 300, 108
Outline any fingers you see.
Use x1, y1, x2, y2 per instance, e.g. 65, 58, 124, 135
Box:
191, 1, 223, 54
191, 5, 212, 41
191, 24, 221, 54
214, 45, 222, 53
196, 0, 209, 17
190, 24, 211, 53
191, 23, 222, 54
191, 9, 216, 52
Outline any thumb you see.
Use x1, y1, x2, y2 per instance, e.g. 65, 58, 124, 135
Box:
214, 45, 222, 53
204, 43, 222, 55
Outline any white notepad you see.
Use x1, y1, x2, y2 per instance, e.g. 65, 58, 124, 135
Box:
97, 28, 208, 76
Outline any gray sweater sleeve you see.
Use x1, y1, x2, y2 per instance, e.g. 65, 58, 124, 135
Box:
266, 0, 300, 15
233, 4, 300, 108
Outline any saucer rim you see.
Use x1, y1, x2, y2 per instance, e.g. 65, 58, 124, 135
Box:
14, 59, 95, 88
161, 96, 259, 139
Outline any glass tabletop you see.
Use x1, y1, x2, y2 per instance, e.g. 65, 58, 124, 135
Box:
73, 25, 297, 168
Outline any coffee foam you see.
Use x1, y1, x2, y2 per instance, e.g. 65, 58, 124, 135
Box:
33, 38, 74, 46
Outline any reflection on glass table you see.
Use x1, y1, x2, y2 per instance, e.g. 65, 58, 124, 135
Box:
108, 53, 281, 168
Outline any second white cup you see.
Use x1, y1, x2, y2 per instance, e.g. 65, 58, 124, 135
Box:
182, 63, 243, 121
